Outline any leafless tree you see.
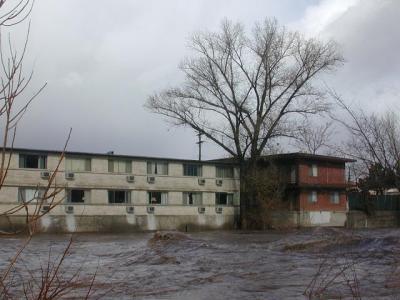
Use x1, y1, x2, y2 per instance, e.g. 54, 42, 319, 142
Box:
147, 18, 344, 226
0, 2, 97, 298
333, 94, 400, 190
292, 120, 333, 154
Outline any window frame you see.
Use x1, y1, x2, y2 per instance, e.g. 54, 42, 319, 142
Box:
215, 192, 234, 206
66, 189, 89, 204
216, 165, 234, 178
18, 187, 46, 204
108, 190, 131, 205
330, 191, 340, 204
308, 191, 318, 203
182, 192, 203, 206
147, 191, 168, 205
183, 164, 202, 177
309, 164, 318, 177
19, 153, 47, 169
147, 161, 169, 175
108, 158, 132, 174
65, 156, 92, 172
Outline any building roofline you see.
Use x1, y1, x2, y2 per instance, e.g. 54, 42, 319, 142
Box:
209, 152, 356, 164
263, 152, 356, 163
7, 147, 237, 165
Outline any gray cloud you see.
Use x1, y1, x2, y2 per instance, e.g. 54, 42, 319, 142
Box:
7, 0, 399, 159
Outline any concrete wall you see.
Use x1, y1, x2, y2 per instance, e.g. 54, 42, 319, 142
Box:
0, 205, 238, 233
269, 211, 347, 228
346, 211, 400, 228
0, 151, 240, 232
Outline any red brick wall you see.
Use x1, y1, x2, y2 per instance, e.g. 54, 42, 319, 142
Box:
299, 191, 347, 211
298, 163, 345, 185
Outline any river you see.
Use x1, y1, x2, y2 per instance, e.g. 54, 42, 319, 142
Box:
1, 228, 400, 299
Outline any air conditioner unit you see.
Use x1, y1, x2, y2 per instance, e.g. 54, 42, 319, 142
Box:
40, 171, 50, 179
216, 179, 223, 186
126, 175, 135, 183
215, 207, 223, 214
41, 205, 50, 213
147, 206, 155, 214
147, 176, 155, 184
198, 178, 206, 185
126, 206, 134, 214
65, 205, 74, 214
65, 172, 75, 180
198, 207, 206, 214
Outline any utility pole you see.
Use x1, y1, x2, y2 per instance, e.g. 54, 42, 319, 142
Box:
196, 132, 204, 161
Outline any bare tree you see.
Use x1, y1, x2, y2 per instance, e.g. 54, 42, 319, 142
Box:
147, 18, 344, 227
292, 120, 333, 154
333, 94, 400, 191
0, 2, 98, 298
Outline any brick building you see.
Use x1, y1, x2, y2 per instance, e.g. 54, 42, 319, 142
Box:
265, 153, 355, 212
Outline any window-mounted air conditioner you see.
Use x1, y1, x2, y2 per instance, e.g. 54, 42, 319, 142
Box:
198, 178, 206, 185
216, 179, 223, 186
215, 207, 223, 214
147, 176, 155, 184
147, 206, 155, 214
198, 207, 206, 214
40, 171, 50, 179
41, 205, 50, 213
65, 205, 74, 214
65, 172, 75, 180
126, 175, 135, 183
126, 206, 134, 214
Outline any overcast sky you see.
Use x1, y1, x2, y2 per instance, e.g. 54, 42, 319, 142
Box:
8, 0, 400, 159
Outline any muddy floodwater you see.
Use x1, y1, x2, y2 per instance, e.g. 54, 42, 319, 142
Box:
1, 228, 400, 299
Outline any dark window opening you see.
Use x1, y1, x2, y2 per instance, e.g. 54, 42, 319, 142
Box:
108, 190, 130, 204
68, 189, 86, 203
19, 154, 47, 169
215, 192, 233, 205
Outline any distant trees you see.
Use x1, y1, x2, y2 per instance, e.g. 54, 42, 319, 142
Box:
293, 120, 333, 155
334, 95, 400, 192
147, 18, 344, 227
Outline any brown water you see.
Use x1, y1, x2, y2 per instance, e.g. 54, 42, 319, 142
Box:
1, 228, 400, 299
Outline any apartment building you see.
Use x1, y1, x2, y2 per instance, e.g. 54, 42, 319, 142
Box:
0, 148, 240, 232
261, 153, 354, 226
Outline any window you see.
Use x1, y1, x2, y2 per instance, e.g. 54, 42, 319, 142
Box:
183, 164, 202, 176
216, 166, 234, 178
330, 191, 340, 204
19, 154, 47, 169
309, 164, 318, 177
148, 191, 168, 205
67, 189, 89, 204
183, 192, 202, 205
290, 166, 297, 183
108, 190, 131, 204
18, 188, 45, 204
65, 157, 91, 172
308, 191, 318, 203
147, 161, 168, 175
215, 192, 233, 205
108, 159, 132, 173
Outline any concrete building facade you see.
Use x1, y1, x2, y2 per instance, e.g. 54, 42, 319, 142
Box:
0, 148, 240, 232
0, 149, 356, 232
